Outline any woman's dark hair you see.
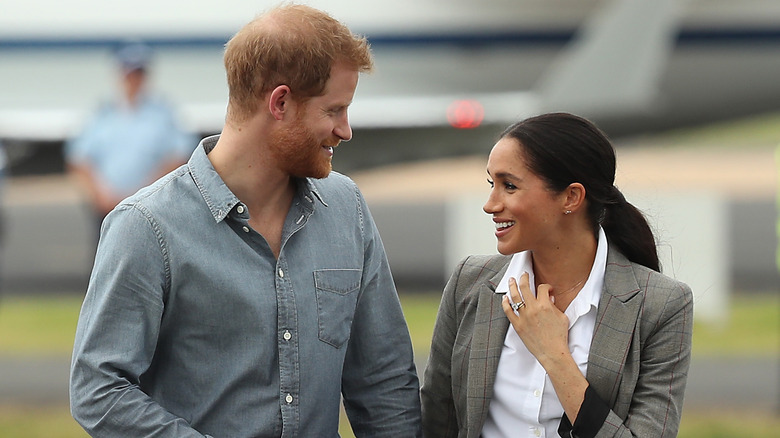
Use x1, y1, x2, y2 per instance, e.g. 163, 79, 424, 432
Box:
500, 112, 660, 271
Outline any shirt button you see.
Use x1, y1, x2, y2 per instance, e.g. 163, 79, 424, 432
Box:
242, 226, 249, 233
534, 389, 542, 397
236, 205, 244, 214
283, 331, 292, 340
278, 269, 284, 278
285, 394, 293, 404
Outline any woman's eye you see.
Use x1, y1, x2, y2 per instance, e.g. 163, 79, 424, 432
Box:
504, 182, 517, 190
486, 178, 494, 188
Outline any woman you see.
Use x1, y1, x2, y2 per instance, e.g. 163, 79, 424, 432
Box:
421, 113, 692, 438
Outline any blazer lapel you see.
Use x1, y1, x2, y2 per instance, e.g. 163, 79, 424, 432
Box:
466, 265, 510, 438
586, 247, 644, 407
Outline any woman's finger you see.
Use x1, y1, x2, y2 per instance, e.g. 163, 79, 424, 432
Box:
508, 275, 524, 306
517, 271, 535, 304
536, 282, 552, 303
501, 295, 518, 319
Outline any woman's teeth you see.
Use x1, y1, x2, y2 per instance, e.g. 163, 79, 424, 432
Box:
495, 221, 515, 230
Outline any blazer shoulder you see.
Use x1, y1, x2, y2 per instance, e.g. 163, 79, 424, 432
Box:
606, 248, 692, 299
632, 262, 692, 302
607, 249, 693, 324
457, 254, 512, 280
443, 254, 511, 299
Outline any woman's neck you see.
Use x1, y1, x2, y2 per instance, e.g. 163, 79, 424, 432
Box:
530, 232, 597, 310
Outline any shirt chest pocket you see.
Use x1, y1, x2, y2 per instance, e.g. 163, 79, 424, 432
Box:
313, 269, 362, 348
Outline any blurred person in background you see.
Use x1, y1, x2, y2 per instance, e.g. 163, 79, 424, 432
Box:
421, 112, 693, 438
65, 40, 194, 235
70, 4, 421, 438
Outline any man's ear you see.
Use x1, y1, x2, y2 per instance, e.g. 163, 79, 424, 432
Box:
563, 182, 586, 213
268, 85, 291, 121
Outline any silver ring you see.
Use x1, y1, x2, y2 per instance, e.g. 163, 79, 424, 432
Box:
510, 301, 525, 312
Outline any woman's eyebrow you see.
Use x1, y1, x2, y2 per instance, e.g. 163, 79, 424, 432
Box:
490, 171, 520, 181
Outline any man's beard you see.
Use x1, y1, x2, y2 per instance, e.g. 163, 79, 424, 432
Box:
269, 116, 338, 179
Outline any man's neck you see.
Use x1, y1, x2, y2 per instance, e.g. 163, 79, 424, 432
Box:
209, 125, 297, 258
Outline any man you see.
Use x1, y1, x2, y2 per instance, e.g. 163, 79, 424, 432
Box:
66, 40, 194, 232
70, 5, 422, 437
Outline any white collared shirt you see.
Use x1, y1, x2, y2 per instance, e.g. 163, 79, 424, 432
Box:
482, 228, 608, 438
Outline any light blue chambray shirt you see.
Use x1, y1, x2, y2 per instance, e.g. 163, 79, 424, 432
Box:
66, 94, 195, 197
70, 135, 422, 437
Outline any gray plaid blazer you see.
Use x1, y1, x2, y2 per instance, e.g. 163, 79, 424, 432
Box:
421, 247, 693, 438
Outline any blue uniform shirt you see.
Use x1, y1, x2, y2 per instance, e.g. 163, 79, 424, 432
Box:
66, 94, 195, 197
70, 135, 422, 437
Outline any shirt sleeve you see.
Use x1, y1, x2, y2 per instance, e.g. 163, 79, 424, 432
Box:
339, 188, 422, 437
557, 385, 611, 438
69, 204, 208, 437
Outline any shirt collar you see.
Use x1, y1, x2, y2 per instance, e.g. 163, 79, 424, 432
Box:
304, 178, 328, 208
494, 227, 608, 327
565, 227, 607, 327
189, 135, 328, 222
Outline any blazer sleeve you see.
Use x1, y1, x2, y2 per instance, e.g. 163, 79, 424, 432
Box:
563, 271, 694, 438
421, 257, 468, 438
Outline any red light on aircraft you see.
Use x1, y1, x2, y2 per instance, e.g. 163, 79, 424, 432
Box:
447, 100, 484, 129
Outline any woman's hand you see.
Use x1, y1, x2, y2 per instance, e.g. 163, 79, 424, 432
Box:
502, 272, 588, 422
501, 272, 570, 366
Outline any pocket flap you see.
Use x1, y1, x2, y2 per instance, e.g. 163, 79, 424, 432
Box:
313, 269, 361, 294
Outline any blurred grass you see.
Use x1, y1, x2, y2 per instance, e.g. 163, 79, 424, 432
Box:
0, 405, 85, 438
0, 295, 80, 356
0, 291, 777, 437
692, 292, 779, 357
2, 291, 777, 357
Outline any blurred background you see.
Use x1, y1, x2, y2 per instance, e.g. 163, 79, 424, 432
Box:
0, 0, 777, 436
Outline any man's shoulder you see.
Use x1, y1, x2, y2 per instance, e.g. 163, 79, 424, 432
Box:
120, 166, 196, 213
316, 171, 356, 188
309, 171, 359, 199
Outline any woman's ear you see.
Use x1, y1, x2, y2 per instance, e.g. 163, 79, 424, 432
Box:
563, 182, 586, 214
268, 85, 291, 120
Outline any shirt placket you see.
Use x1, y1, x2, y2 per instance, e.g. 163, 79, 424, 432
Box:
276, 197, 312, 438
528, 363, 547, 438
275, 254, 300, 438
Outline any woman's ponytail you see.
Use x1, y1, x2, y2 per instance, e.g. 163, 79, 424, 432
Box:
601, 187, 660, 272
